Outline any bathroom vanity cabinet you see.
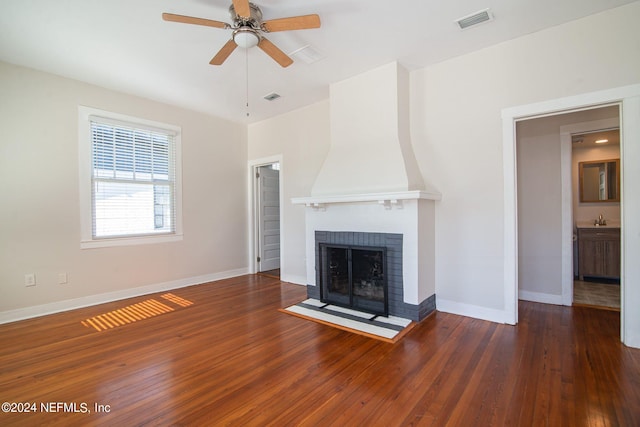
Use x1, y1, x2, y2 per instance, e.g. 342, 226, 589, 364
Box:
577, 227, 620, 280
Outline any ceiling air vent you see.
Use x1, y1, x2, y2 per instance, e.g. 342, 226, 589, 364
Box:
263, 92, 281, 101
290, 45, 325, 64
455, 8, 493, 30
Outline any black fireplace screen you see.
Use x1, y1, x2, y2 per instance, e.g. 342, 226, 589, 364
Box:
320, 244, 387, 316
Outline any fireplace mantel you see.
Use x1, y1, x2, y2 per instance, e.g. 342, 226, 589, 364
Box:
292, 190, 441, 209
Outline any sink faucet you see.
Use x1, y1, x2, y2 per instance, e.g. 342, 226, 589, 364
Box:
595, 214, 607, 226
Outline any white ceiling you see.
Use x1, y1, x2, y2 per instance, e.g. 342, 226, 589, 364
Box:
1, 0, 636, 124
573, 129, 620, 148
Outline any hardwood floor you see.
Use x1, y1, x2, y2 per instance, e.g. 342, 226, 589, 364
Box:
1, 275, 639, 426
258, 268, 280, 279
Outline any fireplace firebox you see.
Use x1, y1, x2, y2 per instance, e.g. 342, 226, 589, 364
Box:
320, 243, 388, 316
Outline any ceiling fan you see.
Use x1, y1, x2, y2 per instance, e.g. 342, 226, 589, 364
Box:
162, 0, 321, 68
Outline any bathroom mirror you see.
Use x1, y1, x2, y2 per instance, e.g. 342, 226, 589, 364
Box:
579, 159, 620, 203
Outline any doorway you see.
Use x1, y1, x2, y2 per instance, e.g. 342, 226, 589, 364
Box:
250, 157, 282, 277
515, 107, 621, 312
256, 163, 280, 274
502, 84, 640, 347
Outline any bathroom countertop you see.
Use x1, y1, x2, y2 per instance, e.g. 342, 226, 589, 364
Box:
576, 221, 620, 229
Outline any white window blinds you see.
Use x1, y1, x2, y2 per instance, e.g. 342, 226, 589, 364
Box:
89, 116, 177, 238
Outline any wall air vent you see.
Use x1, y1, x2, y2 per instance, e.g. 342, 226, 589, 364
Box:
455, 8, 493, 30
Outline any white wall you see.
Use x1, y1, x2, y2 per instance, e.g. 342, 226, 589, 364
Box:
0, 62, 248, 320
516, 119, 563, 300
410, 2, 640, 316
247, 101, 331, 284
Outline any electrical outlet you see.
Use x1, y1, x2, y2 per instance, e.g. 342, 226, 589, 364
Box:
24, 273, 36, 287
58, 273, 68, 284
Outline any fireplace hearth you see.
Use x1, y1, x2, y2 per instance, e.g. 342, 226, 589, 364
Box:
320, 244, 387, 316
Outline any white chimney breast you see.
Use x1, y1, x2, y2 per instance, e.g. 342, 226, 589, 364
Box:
311, 62, 425, 196
293, 62, 440, 321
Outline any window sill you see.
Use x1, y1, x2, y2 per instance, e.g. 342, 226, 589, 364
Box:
80, 233, 183, 249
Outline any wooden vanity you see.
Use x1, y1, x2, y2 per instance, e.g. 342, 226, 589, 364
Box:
577, 226, 620, 280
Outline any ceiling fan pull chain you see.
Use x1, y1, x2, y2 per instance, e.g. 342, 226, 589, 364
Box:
246, 47, 250, 117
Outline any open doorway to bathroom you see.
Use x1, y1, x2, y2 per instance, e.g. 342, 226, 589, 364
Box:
505, 84, 640, 345
516, 105, 620, 312
571, 125, 620, 310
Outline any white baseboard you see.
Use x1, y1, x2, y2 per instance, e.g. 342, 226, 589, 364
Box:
280, 274, 307, 286
624, 329, 640, 349
436, 298, 515, 325
0, 268, 249, 325
518, 290, 563, 305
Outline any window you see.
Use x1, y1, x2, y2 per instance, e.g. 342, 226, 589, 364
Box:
79, 107, 182, 248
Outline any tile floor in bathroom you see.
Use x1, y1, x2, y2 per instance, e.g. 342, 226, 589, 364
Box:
573, 280, 620, 310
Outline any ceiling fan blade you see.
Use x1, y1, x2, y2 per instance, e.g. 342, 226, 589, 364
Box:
210, 39, 238, 65
258, 38, 293, 68
232, 0, 251, 18
162, 13, 228, 29
262, 14, 321, 32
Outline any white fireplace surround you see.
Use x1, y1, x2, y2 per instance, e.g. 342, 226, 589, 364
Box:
293, 191, 440, 319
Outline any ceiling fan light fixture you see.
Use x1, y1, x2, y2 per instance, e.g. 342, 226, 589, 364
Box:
233, 27, 259, 48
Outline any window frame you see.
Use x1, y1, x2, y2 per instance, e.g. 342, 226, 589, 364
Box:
78, 106, 183, 249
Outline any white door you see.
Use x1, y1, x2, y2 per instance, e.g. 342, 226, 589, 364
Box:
258, 165, 280, 272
